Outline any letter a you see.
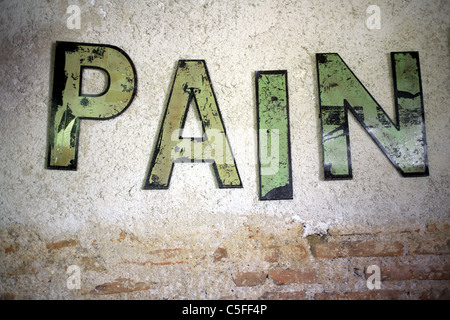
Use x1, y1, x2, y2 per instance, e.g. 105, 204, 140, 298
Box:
145, 60, 242, 189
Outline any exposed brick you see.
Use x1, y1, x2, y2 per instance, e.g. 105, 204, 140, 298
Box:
259, 291, 306, 300
0, 293, 15, 300
218, 295, 239, 300
365, 265, 450, 281
419, 288, 450, 300
233, 272, 267, 287
311, 241, 403, 258
110, 231, 140, 243
81, 257, 106, 272
425, 222, 450, 233
354, 241, 404, 256
336, 231, 382, 236
310, 242, 345, 258
287, 245, 307, 259
315, 290, 407, 300
3, 245, 16, 254
46, 239, 79, 252
89, 278, 153, 295
124, 248, 205, 266
6, 264, 31, 276
335, 229, 423, 236
268, 269, 317, 285
213, 247, 228, 262
263, 245, 307, 263
398, 229, 420, 234
115, 232, 126, 242
263, 247, 280, 263
410, 235, 450, 255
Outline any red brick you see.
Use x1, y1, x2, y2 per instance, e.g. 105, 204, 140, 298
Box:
315, 290, 407, 300
233, 272, 267, 287
263, 245, 307, 263
218, 295, 239, 300
289, 245, 307, 259
111, 231, 127, 242
365, 265, 450, 281
6, 264, 35, 276
337, 231, 382, 236
263, 247, 280, 263
0, 293, 15, 300
259, 291, 306, 300
268, 269, 317, 285
311, 241, 403, 258
81, 257, 106, 272
425, 222, 450, 233
110, 232, 141, 243
398, 229, 420, 234
3, 245, 16, 254
419, 288, 450, 300
213, 247, 228, 262
125, 259, 187, 266
410, 236, 450, 255
124, 248, 205, 266
90, 278, 153, 295
46, 239, 79, 252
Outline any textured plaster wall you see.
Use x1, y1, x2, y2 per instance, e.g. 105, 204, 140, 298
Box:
0, 0, 449, 299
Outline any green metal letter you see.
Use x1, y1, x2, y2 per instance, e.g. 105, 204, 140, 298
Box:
47, 42, 137, 170
316, 52, 428, 179
145, 60, 242, 189
256, 71, 293, 200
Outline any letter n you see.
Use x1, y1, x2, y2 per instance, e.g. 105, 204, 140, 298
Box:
316, 52, 428, 179
47, 42, 137, 170
144, 60, 242, 189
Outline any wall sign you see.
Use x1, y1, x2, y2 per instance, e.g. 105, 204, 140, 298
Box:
46, 42, 429, 200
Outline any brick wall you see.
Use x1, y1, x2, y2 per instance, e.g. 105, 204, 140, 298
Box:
0, 0, 449, 302
1, 221, 448, 300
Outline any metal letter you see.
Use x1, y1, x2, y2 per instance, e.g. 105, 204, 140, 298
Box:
256, 71, 293, 200
145, 60, 242, 189
316, 52, 428, 179
47, 42, 137, 170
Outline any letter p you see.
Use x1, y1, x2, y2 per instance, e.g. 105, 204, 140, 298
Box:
47, 42, 137, 170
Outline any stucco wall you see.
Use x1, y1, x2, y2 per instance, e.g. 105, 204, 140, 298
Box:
0, 0, 449, 300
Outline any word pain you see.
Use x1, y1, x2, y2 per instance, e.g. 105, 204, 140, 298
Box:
47, 42, 429, 200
